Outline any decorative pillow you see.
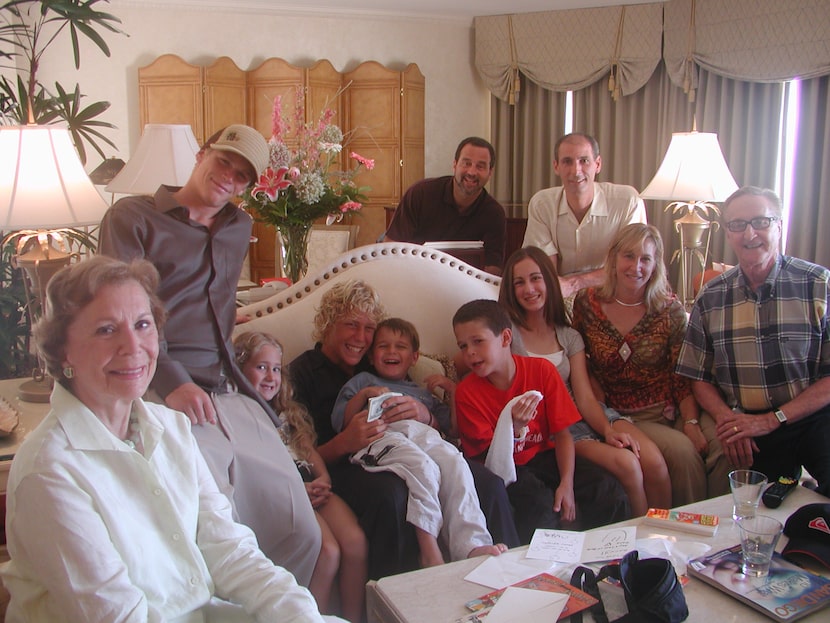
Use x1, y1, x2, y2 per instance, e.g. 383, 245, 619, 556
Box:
409, 353, 457, 401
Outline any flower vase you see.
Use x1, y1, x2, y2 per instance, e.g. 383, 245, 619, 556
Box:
278, 223, 312, 284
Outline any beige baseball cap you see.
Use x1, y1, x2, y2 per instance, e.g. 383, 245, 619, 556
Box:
209, 124, 269, 179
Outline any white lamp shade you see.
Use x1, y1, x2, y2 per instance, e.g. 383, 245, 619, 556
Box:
105, 124, 199, 194
640, 132, 739, 202
0, 125, 109, 229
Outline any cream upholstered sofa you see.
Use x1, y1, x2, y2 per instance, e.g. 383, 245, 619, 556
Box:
233, 242, 501, 369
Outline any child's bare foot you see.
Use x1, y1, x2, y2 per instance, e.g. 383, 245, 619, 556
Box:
468, 543, 508, 558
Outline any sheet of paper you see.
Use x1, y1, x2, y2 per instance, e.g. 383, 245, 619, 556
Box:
526, 529, 585, 563
581, 526, 637, 563
485, 587, 568, 623
463, 548, 558, 589
526, 526, 636, 563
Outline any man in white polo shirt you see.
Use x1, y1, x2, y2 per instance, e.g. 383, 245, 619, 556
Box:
522, 133, 646, 297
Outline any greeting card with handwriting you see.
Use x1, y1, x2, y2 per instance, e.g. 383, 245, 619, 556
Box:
526, 526, 636, 563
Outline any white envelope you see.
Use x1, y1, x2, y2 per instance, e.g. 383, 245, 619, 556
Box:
463, 548, 557, 589
485, 587, 568, 622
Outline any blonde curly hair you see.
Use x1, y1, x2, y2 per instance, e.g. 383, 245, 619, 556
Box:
234, 331, 317, 461
312, 279, 386, 343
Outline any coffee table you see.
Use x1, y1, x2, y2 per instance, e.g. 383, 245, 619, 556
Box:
366, 485, 830, 623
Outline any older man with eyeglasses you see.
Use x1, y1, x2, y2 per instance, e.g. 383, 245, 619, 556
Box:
676, 186, 830, 496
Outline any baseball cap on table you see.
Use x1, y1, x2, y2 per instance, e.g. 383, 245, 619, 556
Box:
782, 503, 830, 570
210, 124, 269, 178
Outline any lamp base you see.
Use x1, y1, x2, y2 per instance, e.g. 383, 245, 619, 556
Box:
18, 377, 53, 403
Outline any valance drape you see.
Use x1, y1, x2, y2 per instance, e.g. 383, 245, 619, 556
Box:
474, 4, 663, 103
664, 0, 830, 98
476, 0, 830, 104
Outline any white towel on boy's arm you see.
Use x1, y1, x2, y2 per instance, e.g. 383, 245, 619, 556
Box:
485, 390, 543, 486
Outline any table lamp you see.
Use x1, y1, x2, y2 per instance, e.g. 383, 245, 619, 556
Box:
640, 130, 738, 309
105, 124, 199, 195
0, 125, 110, 402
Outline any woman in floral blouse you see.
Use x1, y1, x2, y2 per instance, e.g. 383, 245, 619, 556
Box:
571, 223, 729, 505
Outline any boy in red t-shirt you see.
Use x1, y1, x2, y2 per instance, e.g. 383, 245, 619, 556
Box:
452, 299, 630, 542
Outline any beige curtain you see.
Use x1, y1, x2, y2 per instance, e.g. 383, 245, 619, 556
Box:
475, 4, 663, 104
787, 76, 830, 269
691, 69, 785, 267
483, 0, 829, 270
664, 0, 830, 100
490, 79, 567, 215
571, 65, 694, 284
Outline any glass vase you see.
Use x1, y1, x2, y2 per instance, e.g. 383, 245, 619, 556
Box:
278, 223, 312, 284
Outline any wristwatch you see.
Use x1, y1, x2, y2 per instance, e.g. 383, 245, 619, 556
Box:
683, 419, 699, 426
773, 409, 788, 425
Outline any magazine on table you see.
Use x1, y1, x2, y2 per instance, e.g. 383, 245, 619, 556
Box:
688, 544, 830, 622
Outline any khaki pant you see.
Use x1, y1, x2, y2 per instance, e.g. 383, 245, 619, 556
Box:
629, 404, 731, 505
147, 389, 321, 586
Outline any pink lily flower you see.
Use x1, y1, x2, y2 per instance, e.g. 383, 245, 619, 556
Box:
251, 166, 292, 202
340, 201, 362, 212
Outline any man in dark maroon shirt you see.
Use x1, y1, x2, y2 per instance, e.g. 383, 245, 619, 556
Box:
385, 137, 507, 275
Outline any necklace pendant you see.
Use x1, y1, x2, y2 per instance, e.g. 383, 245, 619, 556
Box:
618, 342, 632, 362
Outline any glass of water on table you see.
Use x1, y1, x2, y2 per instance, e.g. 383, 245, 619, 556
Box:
729, 469, 767, 521
736, 514, 783, 577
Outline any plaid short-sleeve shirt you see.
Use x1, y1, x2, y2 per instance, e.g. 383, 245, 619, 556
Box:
676, 255, 830, 411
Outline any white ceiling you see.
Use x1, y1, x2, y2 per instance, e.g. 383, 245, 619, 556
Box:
170, 0, 657, 21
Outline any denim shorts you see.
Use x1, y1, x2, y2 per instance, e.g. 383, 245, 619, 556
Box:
569, 403, 630, 442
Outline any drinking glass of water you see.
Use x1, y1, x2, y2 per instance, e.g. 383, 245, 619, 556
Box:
729, 469, 767, 521
736, 514, 783, 577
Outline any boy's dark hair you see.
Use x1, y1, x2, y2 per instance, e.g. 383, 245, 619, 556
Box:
452, 299, 511, 335
375, 317, 420, 352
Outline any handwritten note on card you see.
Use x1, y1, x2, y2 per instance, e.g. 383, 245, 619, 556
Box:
526, 529, 583, 563
526, 526, 636, 563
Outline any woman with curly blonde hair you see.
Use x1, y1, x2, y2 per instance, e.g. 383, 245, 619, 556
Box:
235, 331, 367, 623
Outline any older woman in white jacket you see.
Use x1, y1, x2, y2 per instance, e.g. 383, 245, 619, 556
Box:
1, 256, 340, 623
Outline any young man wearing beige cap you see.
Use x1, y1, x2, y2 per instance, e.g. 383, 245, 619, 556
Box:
99, 125, 323, 587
